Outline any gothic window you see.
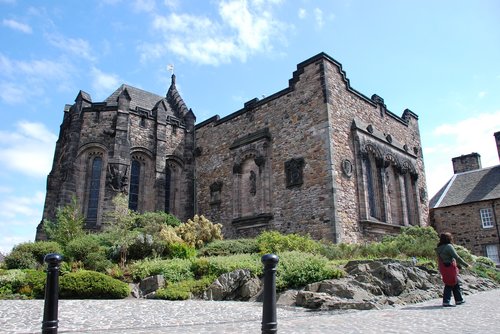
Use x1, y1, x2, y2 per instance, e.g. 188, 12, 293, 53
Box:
128, 160, 141, 211
165, 160, 182, 216
363, 153, 385, 221
403, 172, 417, 225
165, 167, 171, 213
86, 156, 102, 227
386, 165, 403, 225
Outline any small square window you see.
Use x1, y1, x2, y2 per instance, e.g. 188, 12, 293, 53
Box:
480, 208, 494, 228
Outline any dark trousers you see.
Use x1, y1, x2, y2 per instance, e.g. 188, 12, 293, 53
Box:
443, 281, 464, 304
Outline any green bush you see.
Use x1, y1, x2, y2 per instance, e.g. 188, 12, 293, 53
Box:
0, 269, 46, 299
475, 256, 496, 267
199, 239, 259, 256
65, 235, 102, 262
191, 254, 262, 279
60, 270, 129, 299
276, 251, 344, 291
129, 258, 194, 282
454, 245, 475, 264
256, 231, 322, 255
155, 276, 215, 300
134, 211, 182, 231
4, 241, 63, 269
4, 251, 38, 270
165, 242, 197, 259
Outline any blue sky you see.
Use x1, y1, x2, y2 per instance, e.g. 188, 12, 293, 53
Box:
0, 0, 499, 254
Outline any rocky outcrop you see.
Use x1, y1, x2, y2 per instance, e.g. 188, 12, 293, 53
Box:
203, 269, 262, 301
131, 259, 498, 311
291, 259, 498, 310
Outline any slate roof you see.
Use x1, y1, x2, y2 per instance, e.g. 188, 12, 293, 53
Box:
105, 84, 164, 111
430, 165, 500, 208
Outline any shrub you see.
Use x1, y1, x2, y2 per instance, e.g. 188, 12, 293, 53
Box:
256, 231, 322, 255
155, 276, 215, 300
475, 256, 496, 267
4, 251, 37, 270
199, 239, 259, 256
129, 258, 194, 282
176, 215, 223, 248
191, 254, 262, 278
454, 245, 475, 264
0, 269, 46, 299
0, 269, 26, 295
276, 251, 344, 291
65, 235, 102, 262
60, 270, 129, 299
134, 211, 182, 231
165, 242, 197, 259
4, 241, 63, 269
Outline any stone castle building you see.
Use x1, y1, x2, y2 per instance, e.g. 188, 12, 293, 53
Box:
430, 132, 500, 264
37, 52, 429, 243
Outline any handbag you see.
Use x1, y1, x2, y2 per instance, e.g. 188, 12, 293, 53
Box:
438, 258, 459, 286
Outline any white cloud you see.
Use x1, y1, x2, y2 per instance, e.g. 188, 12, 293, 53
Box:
424, 111, 500, 197
298, 8, 306, 19
91, 67, 121, 98
314, 8, 324, 29
45, 33, 96, 61
478, 91, 487, 98
2, 19, 32, 33
0, 53, 73, 104
0, 121, 57, 177
133, 0, 156, 12
142, 0, 287, 66
163, 0, 179, 9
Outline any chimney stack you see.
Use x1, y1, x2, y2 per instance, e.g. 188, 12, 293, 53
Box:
452, 153, 481, 174
495, 131, 500, 163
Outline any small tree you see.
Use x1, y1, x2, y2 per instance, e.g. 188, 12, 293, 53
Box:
44, 196, 85, 245
104, 193, 138, 268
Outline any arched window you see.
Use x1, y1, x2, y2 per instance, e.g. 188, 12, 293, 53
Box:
165, 166, 171, 213
129, 160, 141, 211
87, 156, 102, 226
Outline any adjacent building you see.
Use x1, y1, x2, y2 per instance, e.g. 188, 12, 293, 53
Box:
37, 52, 429, 244
430, 132, 500, 264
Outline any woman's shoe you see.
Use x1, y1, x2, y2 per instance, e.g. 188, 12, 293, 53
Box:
442, 303, 456, 307
456, 300, 465, 305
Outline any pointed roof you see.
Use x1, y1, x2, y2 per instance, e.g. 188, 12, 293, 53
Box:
430, 165, 500, 208
166, 74, 189, 117
105, 84, 164, 111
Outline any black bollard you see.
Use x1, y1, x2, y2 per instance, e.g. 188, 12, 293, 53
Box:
261, 253, 279, 334
42, 253, 63, 334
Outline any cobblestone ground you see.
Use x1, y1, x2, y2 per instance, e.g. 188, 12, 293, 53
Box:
1, 289, 499, 333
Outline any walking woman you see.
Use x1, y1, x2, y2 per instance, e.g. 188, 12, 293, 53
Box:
436, 232, 469, 307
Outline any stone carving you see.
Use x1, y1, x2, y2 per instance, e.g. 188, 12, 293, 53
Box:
107, 164, 128, 193
341, 159, 353, 177
285, 158, 305, 188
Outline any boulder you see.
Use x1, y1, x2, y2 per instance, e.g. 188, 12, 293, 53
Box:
204, 269, 260, 301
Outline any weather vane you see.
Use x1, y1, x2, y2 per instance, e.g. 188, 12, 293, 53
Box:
167, 64, 174, 75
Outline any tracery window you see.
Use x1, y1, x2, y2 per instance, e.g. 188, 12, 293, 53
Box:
128, 160, 141, 211
86, 156, 102, 227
